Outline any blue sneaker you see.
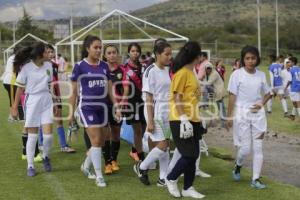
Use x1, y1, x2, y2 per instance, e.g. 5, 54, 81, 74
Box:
251, 179, 266, 189
42, 157, 52, 172
27, 167, 36, 177
232, 170, 241, 181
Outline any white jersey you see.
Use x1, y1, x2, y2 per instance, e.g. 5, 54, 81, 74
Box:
15, 61, 53, 94
2, 55, 15, 84
142, 63, 171, 120
228, 68, 270, 109
281, 68, 292, 90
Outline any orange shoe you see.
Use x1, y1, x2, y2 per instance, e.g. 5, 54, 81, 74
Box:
111, 160, 120, 172
129, 151, 140, 162
104, 164, 113, 175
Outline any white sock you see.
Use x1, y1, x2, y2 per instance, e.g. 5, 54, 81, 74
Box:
42, 134, 53, 159
196, 141, 201, 171
158, 150, 170, 180
140, 147, 164, 170
297, 108, 300, 117
252, 140, 263, 180
292, 107, 296, 116
281, 99, 288, 113
267, 99, 272, 112
83, 153, 92, 170
167, 148, 181, 174
90, 147, 103, 178
26, 133, 38, 169
236, 144, 251, 166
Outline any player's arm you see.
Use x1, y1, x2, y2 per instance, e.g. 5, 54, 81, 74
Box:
225, 92, 236, 131
269, 71, 274, 89
11, 86, 25, 119
145, 92, 155, 133
108, 80, 121, 121
69, 81, 78, 124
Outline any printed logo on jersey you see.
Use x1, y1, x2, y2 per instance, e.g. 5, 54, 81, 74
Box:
46, 69, 51, 76
117, 73, 122, 80
88, 115, 94, 121
88, 79, 107, 88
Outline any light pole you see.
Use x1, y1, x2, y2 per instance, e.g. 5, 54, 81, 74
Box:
276, 0, 279, 56
70, 1, 75, 67
257, 0, 261, 55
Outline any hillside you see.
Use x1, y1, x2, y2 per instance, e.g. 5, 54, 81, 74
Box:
132, 0, 300, 29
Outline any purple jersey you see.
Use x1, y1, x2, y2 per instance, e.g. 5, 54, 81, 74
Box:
71, 59, 110, 110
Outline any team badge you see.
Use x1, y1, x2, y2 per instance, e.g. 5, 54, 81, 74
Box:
127, 69, 133, 77
88, 115, 94, 121
46, 69, 51, 76
117, 73, 122, 79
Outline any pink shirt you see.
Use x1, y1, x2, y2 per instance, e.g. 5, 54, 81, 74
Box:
197, 60, 210, 81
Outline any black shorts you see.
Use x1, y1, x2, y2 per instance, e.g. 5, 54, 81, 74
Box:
108, 104, 122, 126
123, 101, 145, 125
169, 121, 204, 158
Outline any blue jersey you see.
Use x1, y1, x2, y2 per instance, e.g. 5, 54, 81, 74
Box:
269, 63, 283, 87
290, 66, 300, 92
71, 59, 111, 110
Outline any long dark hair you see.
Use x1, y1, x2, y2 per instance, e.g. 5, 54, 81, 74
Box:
172, 41, 201, 73
127, 42, 142, 66
153, 41, 171, 60
102, 44, 119, 62
13, 42, 47, 73
81, 35, 101, 60
240, 45, 261, 67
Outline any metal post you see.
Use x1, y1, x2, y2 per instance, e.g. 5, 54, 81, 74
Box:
276, 0, 279, 57
70, 2, 75, 66
257, 0, 261, 55
118, 13, 122, 55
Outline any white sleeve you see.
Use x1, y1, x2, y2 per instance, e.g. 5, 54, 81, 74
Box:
262, 73, 271, 95
15, 67, 27, 87
227, 71, 239, 95
142, 70, 154, 95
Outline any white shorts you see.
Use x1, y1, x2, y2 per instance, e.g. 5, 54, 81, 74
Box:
233, 107, 267, 147
290, 92, 300, 102
24, 93, 53, 127
273, 86, 284, 95
144, 105, 170, 142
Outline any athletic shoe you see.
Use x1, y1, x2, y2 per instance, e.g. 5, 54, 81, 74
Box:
95, 177, 107, 187
42, 157, 52, 172
288, 114, 296, 121
61, 146, 76, 153
251, 179, 266, 189
195, 169, 211, 178
284, 112, 289, 118
133, 161, 150, 185
267, 111, 272, 114
80, 163, 96, 179
104, 164, 113, 175
129, 151, 140, 162
182, 186, 205, 199
21, 154, 27, 160
165, 179, 181, 198
111, 161, 120, 172
27, 167, 36, 177
157, 178, 166, 187
232, 164, 241, 181
34, 153, 43, 163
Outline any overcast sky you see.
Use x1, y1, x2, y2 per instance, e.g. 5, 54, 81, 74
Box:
0, 0, 168, 22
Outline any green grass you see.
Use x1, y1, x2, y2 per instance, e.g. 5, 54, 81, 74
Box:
0, 84, 300, 199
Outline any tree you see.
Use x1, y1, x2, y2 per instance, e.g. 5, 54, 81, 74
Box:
16, 7, 37, 38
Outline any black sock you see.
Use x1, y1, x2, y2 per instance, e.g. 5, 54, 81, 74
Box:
34, 141, 39, 157
102, 140, 112, 165
234, 163, 242, 174
111, 141, 120, 161
138, 152, 145, 161
83, 129, 91, 150
131, 147, 137, 153
22, 133, 28, 155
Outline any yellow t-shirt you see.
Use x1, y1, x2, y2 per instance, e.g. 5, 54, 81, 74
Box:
169, 67, 201, 122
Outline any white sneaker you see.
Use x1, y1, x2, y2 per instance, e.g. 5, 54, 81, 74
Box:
80, 164, 96, 179
165, 179, 181, 198
195, 169, 211, 178
182, 187, 205, 199
95, 177, 107, 187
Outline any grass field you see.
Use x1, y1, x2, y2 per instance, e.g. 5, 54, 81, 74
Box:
1, 75, 300, 199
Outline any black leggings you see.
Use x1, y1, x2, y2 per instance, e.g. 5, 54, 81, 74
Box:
3, 84, 24, 120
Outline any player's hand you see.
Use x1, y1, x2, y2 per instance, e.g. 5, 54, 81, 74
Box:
250, 103, 263, 113
114, 107, 122, 122
11, 106, 19, 120
179, 115, 193, 139
225, 119, 233, 132
146, 120, 155, 133
53, 105, 58, 116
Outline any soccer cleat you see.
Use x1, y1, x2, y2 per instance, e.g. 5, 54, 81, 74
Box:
80, 164, 96, 179
104, 164, 113, 175
284, 112, 289, 118
288, 114, 296, 121
95, 177, 107, 187
61, 146, 76, 153
27, 167, 36, 177
34, 153, 43, 163
182, 187, 205, 199
195, 169, 211, 178
232, 164, 241, 181
165, 179, 181, 198
111, 161, 120, 172
251, 179, 266, 189
129, 151, 140, 162
157, 178, 166, 187
42, 157, 52, 172
21, 154, 27, 160
133, 161, 150, 185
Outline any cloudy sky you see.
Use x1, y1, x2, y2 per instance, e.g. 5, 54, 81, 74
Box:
0, 0, 168, 22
